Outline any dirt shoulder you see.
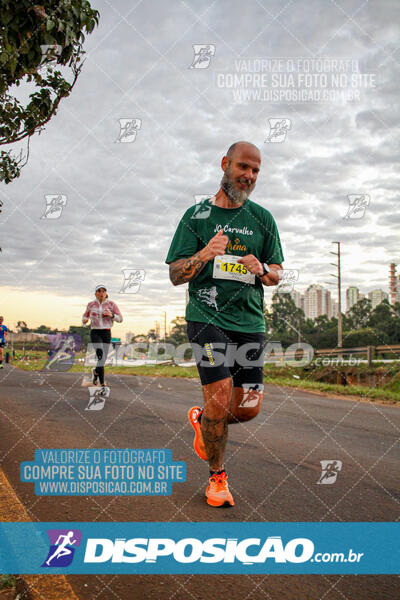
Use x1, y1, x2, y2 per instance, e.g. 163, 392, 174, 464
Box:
0, 468, 79, 600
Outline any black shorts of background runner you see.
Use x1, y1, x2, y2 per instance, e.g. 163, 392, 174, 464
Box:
187, 321, 266, 387
90, 329, 111, 385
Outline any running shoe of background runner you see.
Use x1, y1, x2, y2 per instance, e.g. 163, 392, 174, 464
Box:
188, 406, 207, 460
206, 471, 234, 507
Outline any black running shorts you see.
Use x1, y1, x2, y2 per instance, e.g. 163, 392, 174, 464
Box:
187, 321, 266, 387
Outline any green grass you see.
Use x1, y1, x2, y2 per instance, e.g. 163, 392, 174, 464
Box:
11, 352, 199, 378
0, 574, 17, 590
263, 376, 400, 403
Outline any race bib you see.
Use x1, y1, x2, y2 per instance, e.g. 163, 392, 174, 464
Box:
213, 254, 255, 285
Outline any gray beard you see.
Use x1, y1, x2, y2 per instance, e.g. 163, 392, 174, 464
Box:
220, 170, 254, 205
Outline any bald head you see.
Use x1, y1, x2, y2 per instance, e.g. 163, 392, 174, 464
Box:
226, 141, 261, 161
220, 142, 261, 205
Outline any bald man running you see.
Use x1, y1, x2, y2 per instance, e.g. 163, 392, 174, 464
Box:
166, 141, 284, 507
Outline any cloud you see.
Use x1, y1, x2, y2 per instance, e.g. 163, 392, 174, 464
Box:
1, 0, 399, 330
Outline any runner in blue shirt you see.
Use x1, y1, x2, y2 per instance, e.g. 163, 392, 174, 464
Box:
0, 316, 9, 369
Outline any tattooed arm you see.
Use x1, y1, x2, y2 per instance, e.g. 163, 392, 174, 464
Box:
169, 229, 229, 286
169, 250, 207, 286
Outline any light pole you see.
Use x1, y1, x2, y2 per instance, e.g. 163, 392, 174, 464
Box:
330, 241, 342, 349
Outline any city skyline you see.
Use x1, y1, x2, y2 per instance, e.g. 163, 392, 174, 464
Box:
2, 271, 395, 337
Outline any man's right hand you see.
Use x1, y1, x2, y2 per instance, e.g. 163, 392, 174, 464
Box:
202, 229, 229, 261
169, 230, 229, 286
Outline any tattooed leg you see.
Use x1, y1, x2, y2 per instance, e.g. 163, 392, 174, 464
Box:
201, 377, 232, 472
227, 387, 263, 424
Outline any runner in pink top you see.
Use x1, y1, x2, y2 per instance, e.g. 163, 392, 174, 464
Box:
82, 298, 123, 329
82, 285, 123, 387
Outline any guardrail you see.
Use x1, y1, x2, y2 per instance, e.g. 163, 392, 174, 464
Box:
265, 344, 400, 367
314, 345, 400, 366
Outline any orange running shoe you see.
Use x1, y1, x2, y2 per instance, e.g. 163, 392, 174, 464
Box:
188, 406, 207, 460
206, 471, 234, 507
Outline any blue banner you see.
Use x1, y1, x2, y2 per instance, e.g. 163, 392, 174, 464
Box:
20, 449, 186, 496
0, 522, 398, 574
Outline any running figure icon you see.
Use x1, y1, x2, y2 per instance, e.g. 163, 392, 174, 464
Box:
45, 531, 77, 566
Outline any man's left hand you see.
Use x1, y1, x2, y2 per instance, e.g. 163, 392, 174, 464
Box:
237, 254, 263, 276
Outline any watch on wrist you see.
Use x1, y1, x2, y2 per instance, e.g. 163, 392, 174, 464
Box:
261, 263, 270, 277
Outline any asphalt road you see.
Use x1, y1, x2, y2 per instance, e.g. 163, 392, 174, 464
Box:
0, 366, 399, 599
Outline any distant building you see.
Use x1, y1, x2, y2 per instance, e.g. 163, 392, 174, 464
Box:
388, 263, 400, 304
346, 286, 360, 312
325, 291, 333, 319
290, 290, 305, 312
304, 285, 332, 319
389, 263, 397, 305
125, 332, 134, 343
368, 289, 389, 309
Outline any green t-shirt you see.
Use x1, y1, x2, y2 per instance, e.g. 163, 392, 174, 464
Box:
165, 198, 284, 333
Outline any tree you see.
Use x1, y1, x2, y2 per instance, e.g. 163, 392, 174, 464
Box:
265, 293, 305, 345
344, 298, 372, 330
166, 316, 187, 345
16, 320, 29, 332
342, 327, 388, 347
146, 328, 158, 342
367, 299, 397, 343
36, 324, 52, 333
390, 302, 400, 344
314, 314, 330, 330
68, 324, 90, 346
0, 0, 99, 183
129, 333, 147, 343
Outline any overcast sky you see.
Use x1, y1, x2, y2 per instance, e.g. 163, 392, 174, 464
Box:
1, 0, 399, 336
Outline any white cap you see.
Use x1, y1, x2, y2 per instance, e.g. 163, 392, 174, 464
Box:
95, 284, 107, 292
